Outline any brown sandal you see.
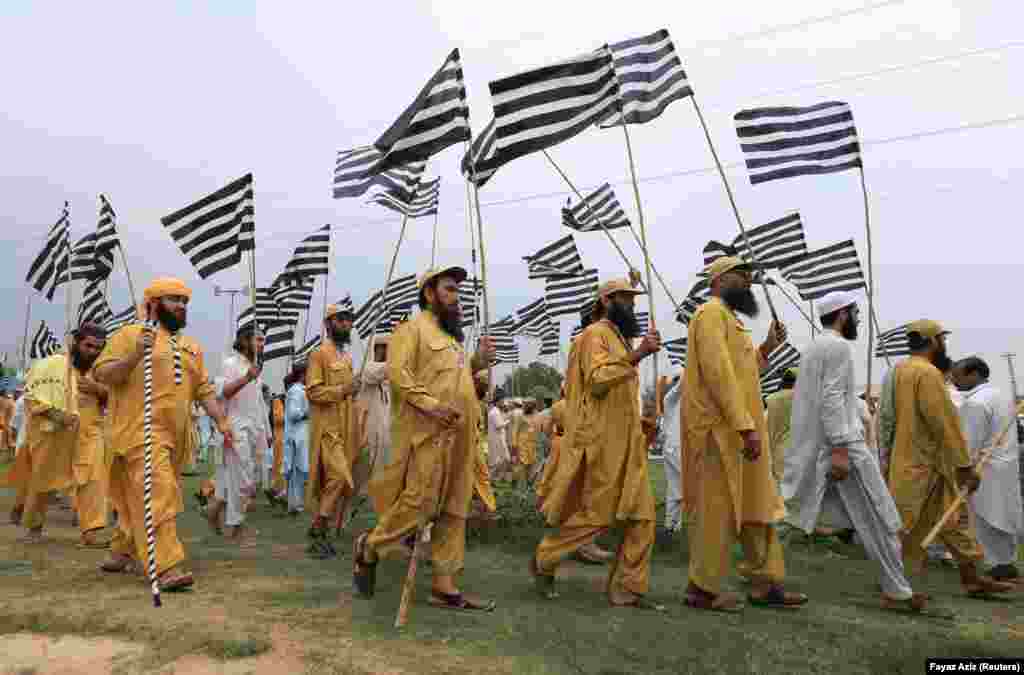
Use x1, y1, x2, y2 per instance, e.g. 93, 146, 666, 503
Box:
157, 569, 195, 592
428, 591, 496, 612
684, 584, 743, 613
100, 555, 139, 574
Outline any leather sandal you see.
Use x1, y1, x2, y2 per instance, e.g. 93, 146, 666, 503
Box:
748, 585, 808, 609
684, 583, 743, 613
100, 555, 139, 574
428, 591, 496, 612
157, 569, 195, 592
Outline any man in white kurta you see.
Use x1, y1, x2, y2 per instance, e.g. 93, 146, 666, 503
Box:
784, 291, 925, 611
487, 401, 511, 476
952, 357, 1022, 581
661, 374, 684, 533
354, 336, 391, 494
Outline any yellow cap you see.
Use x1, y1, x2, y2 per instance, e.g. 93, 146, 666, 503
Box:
597, 278, 645, 300
418, 265, 468, 289
906, 319, 949, 341
144, 277, 191, 301
703, 256, 753, 281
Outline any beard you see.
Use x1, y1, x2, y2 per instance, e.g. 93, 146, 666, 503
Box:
931, 345, 953, 373
607, 301, 640, 339
434, 302, 465, 342
841, 320, 858, 341
721, 287, 759, 318
330, 326, 351, 347
157, 305, 186, 332
71, 348, 97, 372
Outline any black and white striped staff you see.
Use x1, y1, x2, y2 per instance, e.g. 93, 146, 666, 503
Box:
141, 314, 162, 607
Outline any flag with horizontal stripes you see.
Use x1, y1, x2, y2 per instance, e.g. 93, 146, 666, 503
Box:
674, 277, 711, 325
335, 294, 355, 316
702, 240, 735, 266
545, 269, 598, 319
282, 225, 330, 280
490, 317, 519, 365
702, 213, 807, 270
562, 183, 630, 232
369, 176, 439, 218
294, 335, 322, 363
237, 309, 294, 362
77, 278, 113, 327
875, 324, 910, 358
458, 278, 481, 330
25, 203, 70, 302
94, 194, 118, 279
30, 321, 62, 359
665, 336, 687, 368
780, 240, 865, 301
514, 298, 551, 338
599, 28, 693, 128
735, 101, 861, 185
161, 173, 255, 280
333, 146, 426, 201
374, 49, 470, 170
68, 232, 101, 282
539, 325, 560, 357
104, 305, 137, 336
760, 342, 802, 395
353, 274, 419, 340
635, 311, 650, 336
460, 118, 500, 188
488, 48, 619, 173
271, 279, 314, 324
524, 234, 584, 279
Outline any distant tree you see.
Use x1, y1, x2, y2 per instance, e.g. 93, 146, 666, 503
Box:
501, 361, 562, 401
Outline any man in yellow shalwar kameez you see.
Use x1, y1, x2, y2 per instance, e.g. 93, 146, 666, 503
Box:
472, 371, 497, 515
531, 278, 662, 609
0, 391, 14, 461
889, 319, 1015, 597
765, 367, 797, 486
683, 256, 807, 612
305, 303, 361, 558
353, 265, 496, 611
94, 278, 233, 592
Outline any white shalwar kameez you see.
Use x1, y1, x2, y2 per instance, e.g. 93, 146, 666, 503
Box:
283, 381, 310, 513
784, 329, 914, 600
353, 360, 390, 494
215, 353, 269, 528
958, 382, 1023, 568
661, 379, 684, 531
487, 406, 511, 471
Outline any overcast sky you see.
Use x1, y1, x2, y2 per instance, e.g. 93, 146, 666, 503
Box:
2, 0, 1022, 394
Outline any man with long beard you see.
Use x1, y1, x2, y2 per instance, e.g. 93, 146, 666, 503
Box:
889, 321, 1014, 597
94, 278, 233, 591
207, 322, 267, 543
353, 336, 392, 496
353, 265, 496, 611
683, 256, 806, 612
305, 304, 360, 558
531, 278, 662, 609
785, 291, 926, 612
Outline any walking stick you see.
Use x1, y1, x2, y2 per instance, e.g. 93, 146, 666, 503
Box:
919, 416, 1015, 550
141, 308, 162, 608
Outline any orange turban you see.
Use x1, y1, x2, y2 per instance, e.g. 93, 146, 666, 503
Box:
144, 277, 192, 302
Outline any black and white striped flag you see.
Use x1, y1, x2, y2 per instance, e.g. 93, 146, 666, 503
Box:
665, 336, 687, 367
635, 311, 650, 336
524, 234, 585, 279
335, 294, 355, 316
237, 309, 294, 362
539, 325, 560, 357
514, 298, 551, 338
702, 240, 735, 266
702, 212, 807, 269
294, 335, 322, 363
353, 274, 418, 340
562, 183, 630, 232
333, 147, 426, 201
545, 268, 598, 319
760, 342, 802, 395
25, 203, 71, 302
68, 232, 103, 282
369, 177, 440, 218
875, 324, 910, 358
271, 279, 315, 323
488, 48, 619, 172
104, 305, 137, 336
161, 173, 255, 280
94, 195, 119, 279
30, 321, 62, 359
458, 278, 482, 330
491, 317, 519, 365
460, 118, 500, 188
674, 277, 711, 325
77, 278, 113, 327
373, 49, 470, 169
780, 240, 865, 301
282, 225, 330, 280
600, 28, 692, 128
735, 101, 861, 185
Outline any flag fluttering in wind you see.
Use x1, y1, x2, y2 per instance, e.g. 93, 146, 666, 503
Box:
161, 174, 255, 280
735, 101, 861, 185
237, 309, 294, 362
875, 324, 910, 358
69, 233, 102, 282
104, 306, 137, 336
25, 203, 70, 302
369, 177, 440, 218
460, 119, 499, 188
635, 311, 650, 336
562, 183, 631, 232
780, 240, 865, 301
30, 321, 62, 359
514, 298, 551, 338
94, 195, 119, 279
373, 49, 471, 170
78, 278, 113, 327
760, 342, 802, 395
488, 48, 619, 173
333, 147, 426, 201
294, 335, 322, 363
282, 225, 330, 280
353, 274, 418, 340
665, 336, 687, 368
457, 278, 482, 330
600, 28, 692, 128
674, 277, 711, 325
545, 268, 599, 319
702, 212, 807, 269
524, 234, 585, 280
539, 325, 560, 357
334, 294, 355, 316
491, 316, 519, 365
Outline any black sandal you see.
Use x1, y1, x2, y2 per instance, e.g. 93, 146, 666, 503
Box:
428, 591, 496, 612
352, 532, 377, 598
748, 585, 808, 609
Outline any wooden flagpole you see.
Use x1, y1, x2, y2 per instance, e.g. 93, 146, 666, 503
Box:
358, 216, 409, 381
859, 167, 877, 395
431, 211, 439, 269
20, 293, 32, 371
689, 98, 780, 322
464, 178, 480, 352
103, 194, 139, 309
323, 225, 332, 326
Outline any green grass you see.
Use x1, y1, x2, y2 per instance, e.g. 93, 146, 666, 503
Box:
0, 459, 1021, 674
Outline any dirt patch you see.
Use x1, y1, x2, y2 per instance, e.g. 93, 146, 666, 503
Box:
0, 633, 143, 675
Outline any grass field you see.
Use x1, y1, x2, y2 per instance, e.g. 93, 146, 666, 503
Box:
0, 458, 1021, 674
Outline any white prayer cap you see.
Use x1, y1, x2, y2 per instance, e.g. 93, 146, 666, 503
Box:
816, 290, 859, 317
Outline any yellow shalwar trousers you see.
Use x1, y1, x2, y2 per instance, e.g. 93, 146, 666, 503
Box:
317, 455, 352, 520
688, 441, 785, 595
73, 479, 107, 533
107, 444, 185, 575
536, 518, 655, 596
901, 480, 981, 575
17, 446, 63, 531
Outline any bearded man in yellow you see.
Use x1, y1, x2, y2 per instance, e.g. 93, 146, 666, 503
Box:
889, 320, 1014, 598
684, 256, 806, 612
353, 265, 496, 612
472, 371, 497, 515
305, 304, 360, 558
94, 278, 233, 592
531, 278, 662, 609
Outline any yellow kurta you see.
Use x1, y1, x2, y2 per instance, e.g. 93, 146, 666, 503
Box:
683, 298, 783, 530
473, 402, 497, 512
764, 389, 794, 484
536, 399, 567, 499
271, 397, 285, 492
540, 331, 587, 524
304, 340, 360, 514
513, 413, 538, 466
72, 372, 109, 532
889, 355, 971, 533
0, 396, 14, 452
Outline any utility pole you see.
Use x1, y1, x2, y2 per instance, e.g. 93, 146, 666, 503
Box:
214, 285, 248, 351
1002, 352, 1019, 402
